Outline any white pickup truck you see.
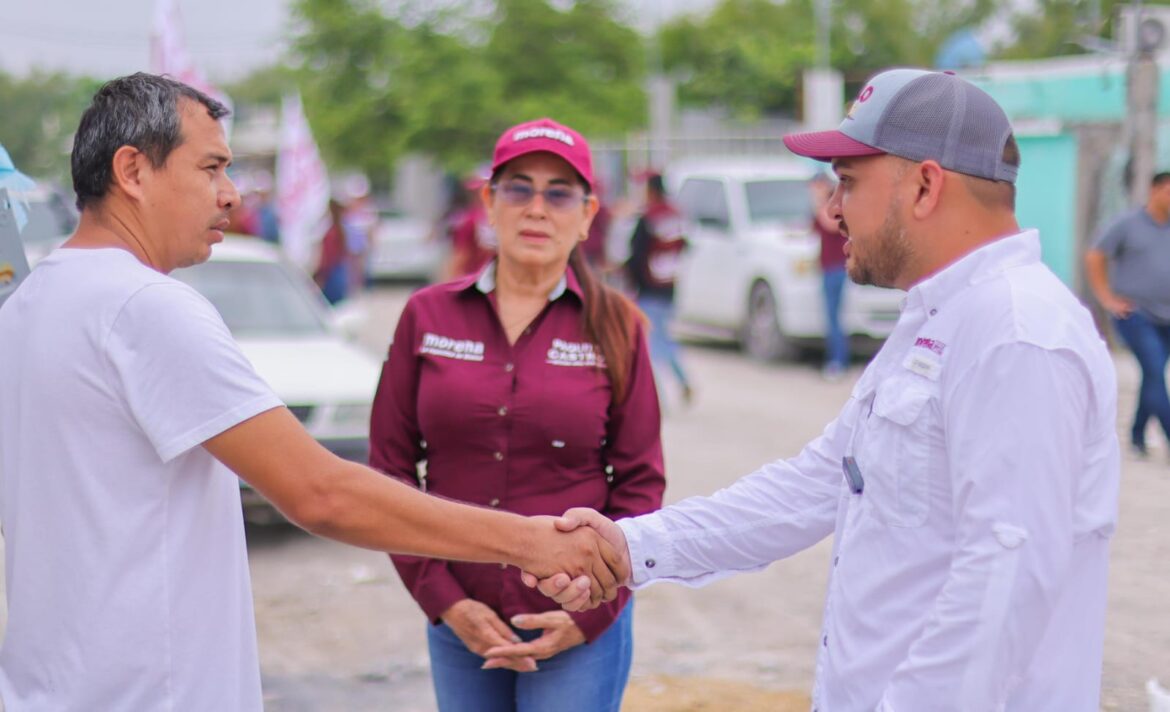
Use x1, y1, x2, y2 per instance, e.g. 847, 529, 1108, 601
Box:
668, 157, 904, 360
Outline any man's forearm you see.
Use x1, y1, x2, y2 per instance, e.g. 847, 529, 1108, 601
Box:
307, 458, 538, 568
208, 407, 616, 599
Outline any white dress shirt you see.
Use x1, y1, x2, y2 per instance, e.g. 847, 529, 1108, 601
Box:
619, 230, 1120, 711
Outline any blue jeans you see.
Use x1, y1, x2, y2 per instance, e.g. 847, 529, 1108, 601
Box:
319, 262, 349, 305
822, 267, 849, 370
426, 602, 633, 712
1113, 311, 1170, 447
638, 294, 690, 390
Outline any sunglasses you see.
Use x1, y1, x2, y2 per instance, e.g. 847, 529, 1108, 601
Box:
494, 180, 587, 211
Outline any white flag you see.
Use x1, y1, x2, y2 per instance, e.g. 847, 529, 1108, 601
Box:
150, 0, 234, 137
276, 92, 330, 270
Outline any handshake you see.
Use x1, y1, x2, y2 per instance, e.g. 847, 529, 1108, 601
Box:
520, 508, 630, 611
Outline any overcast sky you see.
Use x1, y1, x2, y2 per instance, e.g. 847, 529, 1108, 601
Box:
0, 0, 720, 82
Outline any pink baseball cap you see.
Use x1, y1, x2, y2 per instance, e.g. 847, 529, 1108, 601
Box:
784, 68, 1018, 184
491, 118, 594, 190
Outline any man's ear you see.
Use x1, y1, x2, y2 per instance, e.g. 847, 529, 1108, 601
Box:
910, 160, 945, 219
109, 146, 148, 202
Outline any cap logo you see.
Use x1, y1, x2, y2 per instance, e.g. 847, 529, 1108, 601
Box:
857, 86, 874, 103
512, 127, 575, 147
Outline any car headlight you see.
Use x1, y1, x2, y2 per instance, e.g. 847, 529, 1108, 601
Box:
331, 403, 373, 428
791, 257, 817, 276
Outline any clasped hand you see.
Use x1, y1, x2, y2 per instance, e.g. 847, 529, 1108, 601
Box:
521, 508, 631, 612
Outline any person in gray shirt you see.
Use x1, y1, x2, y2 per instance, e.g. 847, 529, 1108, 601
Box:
1086, 171, 1170, 456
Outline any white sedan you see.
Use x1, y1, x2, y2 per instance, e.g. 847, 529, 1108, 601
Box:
669, 158, 904, 360
174, 237, 383, 522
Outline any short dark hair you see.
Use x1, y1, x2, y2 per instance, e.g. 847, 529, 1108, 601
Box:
71, 73, 230, 211
646, 172, 666, 198
1151, 172, 1170, 187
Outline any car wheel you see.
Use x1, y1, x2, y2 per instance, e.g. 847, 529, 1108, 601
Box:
743, 281, 789, 361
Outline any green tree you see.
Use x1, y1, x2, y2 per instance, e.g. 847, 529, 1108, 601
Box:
224, 64, 302, 108
484, 0, 646, 137
0, 70, 102, 182
288, 0, 646, 182
997, 0, 1170, 60
658, 0, 1001, 119
658, 0, 814, 120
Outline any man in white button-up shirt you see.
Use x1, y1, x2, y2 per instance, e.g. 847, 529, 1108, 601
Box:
522, 69, 1120, 711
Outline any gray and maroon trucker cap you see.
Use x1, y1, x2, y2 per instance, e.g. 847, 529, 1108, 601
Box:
783, 68, 1018, 184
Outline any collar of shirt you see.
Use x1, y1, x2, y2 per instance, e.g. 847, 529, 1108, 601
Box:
903, 229, 1039, 319
445, 260, 581, 302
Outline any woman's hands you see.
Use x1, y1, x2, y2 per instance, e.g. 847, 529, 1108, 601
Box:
441, 599, 587, 672
481, 611, 586, 670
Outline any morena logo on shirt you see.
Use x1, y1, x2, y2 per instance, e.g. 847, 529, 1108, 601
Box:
546, 338, 606, 368
420, 332, 486, 362
913, 337, 946, 355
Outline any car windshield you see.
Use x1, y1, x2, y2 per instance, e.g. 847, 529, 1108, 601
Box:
174, 260, 330, 337
17, 193, 78, 245
744, 179, 811, 226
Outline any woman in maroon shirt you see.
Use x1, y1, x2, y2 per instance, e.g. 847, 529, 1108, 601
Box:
369, 118, 665, 712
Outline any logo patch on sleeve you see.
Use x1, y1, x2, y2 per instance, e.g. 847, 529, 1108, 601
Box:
913, 337, 946, 355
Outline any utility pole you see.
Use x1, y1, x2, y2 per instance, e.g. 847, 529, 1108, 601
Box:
1127, 1, 1160, 204
646, 0, 673, 170
803, 0, 843, 129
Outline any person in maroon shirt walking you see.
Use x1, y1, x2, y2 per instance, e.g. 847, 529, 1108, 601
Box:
369, 118, 665, 712
313, 199, 350, 305
811, 172, 850, 379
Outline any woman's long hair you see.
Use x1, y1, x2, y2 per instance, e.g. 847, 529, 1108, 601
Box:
568, 247, 641, 403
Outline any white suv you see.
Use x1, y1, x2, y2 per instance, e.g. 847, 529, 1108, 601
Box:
668, 158, 903, 360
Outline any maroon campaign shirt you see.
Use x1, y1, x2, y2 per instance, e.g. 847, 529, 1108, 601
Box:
815, 216, 848, 271
369, 263, 665, 642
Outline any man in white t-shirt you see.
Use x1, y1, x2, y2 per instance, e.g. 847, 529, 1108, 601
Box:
0, 74, 621, 711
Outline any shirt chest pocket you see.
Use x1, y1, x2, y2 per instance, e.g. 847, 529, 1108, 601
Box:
857, 379, 937, 528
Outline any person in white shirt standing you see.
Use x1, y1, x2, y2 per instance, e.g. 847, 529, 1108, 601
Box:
523, 68, 1121, 712
0, 74, 623, 712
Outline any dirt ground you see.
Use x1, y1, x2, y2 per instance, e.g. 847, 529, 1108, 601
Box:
624, 676, 809, 711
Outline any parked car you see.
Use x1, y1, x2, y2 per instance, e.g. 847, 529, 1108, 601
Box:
366, 209, 442, 281
173, 237, 382, 523
667, 157, 903, 360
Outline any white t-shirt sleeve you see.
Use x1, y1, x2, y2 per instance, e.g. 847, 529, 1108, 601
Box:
105, 281, 284, 462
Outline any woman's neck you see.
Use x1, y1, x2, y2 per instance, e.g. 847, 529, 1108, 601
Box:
494, 257, 564, 302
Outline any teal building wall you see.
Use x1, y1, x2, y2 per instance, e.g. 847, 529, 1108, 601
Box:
1014, 134, 1079, 284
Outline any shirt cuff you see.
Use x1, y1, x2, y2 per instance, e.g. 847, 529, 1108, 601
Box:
618, 515, 670, 588
415, 571, 470, 624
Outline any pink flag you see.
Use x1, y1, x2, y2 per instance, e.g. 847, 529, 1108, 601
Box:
150, 0, 234, 135
276, 92, 330, 270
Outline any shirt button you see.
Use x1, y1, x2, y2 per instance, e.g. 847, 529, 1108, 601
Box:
833, 556, 839, 567
494, 451, 503, 461
605, 475, 614, 483
645, 559, 656, 569
498, 406, 508, 416
505, 363, 515, 373
489, 498, 500, 507
823, 635, 828, 648
929, 308, 938, 316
